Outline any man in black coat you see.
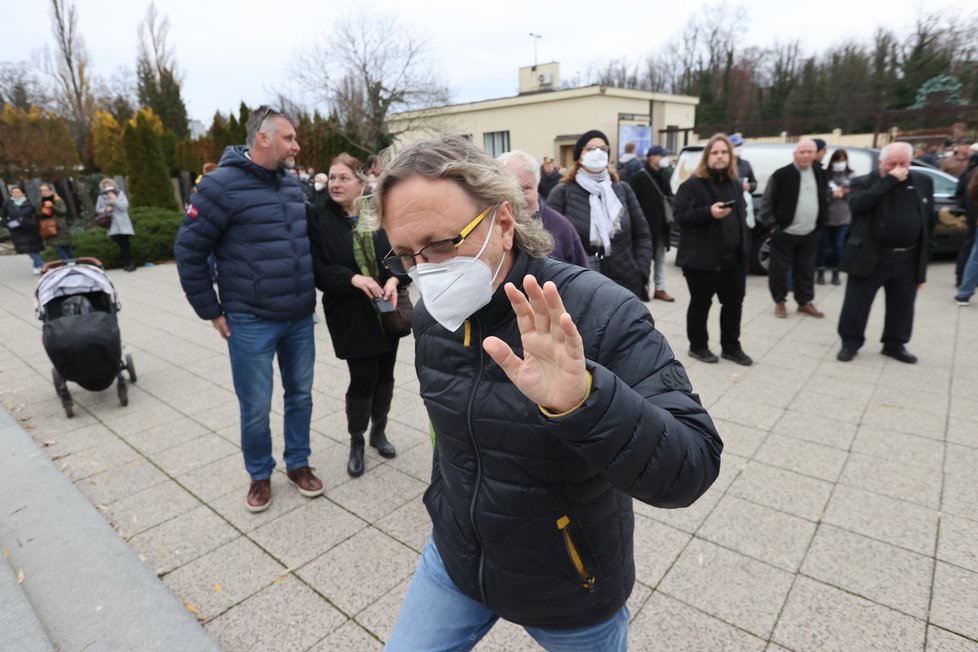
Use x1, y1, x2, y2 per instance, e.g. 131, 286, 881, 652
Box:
760, 139, 829, 319
836, 142, 934, 364
628, 145, 676, 301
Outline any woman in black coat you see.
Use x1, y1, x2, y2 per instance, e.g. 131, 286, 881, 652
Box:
307, 153, 410, 478
673, 133, 753, 366
546, 130, 653, 298
1, 185, 45, 274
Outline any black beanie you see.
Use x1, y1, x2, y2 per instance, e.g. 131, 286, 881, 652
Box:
573, 130, 610, 161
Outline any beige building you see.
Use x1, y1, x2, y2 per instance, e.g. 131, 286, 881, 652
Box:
388, 63, 699, 168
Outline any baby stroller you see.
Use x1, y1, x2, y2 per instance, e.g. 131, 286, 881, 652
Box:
34, 258, 136, 417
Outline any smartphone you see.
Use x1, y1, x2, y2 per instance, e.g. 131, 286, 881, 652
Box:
373, 297, 396, 313
720, 199, 737, 208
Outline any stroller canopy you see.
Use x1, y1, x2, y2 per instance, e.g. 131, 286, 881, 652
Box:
35, 264, 121, 319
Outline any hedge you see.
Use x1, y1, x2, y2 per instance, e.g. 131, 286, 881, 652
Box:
41, 206, 184, 269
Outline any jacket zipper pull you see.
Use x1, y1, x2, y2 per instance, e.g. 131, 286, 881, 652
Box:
557, 516, 596, 591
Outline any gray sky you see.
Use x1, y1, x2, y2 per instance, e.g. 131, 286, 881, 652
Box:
3, 0, 976, 125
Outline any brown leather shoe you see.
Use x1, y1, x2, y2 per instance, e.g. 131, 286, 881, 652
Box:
287, 466, 324, 498
797, 303, 825, 318
246, 479, 271, 513
653, 290, 675, 302
774, 301, 787, 318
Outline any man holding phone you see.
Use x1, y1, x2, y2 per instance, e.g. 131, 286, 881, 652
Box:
760, 139, 829, 319
673, 133, 754, 365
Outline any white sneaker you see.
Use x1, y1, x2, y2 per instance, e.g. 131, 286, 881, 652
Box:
956, 297, 971, 306
32, 268, 42, 275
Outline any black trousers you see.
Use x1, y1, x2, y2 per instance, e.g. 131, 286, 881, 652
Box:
683, 257, 746, 353
769, 229, 819, 305
110, 234, 133, 267
837, 248, 918, 350
345, 341, 399, 399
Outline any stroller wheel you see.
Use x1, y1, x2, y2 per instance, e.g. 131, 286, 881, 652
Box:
125, 353, 137, 383
117, 374, 129, 407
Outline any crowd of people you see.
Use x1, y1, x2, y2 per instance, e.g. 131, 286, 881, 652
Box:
0, 101, 945, 648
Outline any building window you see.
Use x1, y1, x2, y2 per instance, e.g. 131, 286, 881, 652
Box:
483, 131, 510, 157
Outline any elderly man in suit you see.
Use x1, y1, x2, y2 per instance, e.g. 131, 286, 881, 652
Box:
836, 142, 934, 363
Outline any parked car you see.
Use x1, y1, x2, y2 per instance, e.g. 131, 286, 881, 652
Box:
669, 143, 968, 274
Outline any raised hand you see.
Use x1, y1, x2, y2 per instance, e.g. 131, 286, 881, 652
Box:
483, 275, 588, 414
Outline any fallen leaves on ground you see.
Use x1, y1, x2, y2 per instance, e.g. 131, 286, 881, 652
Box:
16, 569, 24, 583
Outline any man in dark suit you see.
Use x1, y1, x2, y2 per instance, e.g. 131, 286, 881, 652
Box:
837, 142, 935, 363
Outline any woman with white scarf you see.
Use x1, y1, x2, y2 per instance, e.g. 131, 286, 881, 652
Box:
546, 130, 653, 298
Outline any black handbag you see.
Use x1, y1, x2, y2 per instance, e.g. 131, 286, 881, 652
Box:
380, 286, 413, 337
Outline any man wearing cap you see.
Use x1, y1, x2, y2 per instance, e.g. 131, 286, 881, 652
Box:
729, 133, 757, 195
760, 139, 829, 319
628, 145, 675, 301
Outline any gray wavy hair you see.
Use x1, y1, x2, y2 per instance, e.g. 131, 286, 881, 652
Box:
372, 135, 554, 258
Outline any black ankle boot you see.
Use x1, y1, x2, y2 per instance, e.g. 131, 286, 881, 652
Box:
831, 269, 841, 285
347, 433, 365, 477
369, 382, 397, 459
816, 269, 825, 285
346, 396, 372, 478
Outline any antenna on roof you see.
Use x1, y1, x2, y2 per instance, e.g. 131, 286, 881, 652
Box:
529, 33, 542, 69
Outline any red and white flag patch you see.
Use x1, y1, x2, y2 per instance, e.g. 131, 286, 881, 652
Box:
187, 204, 199, 219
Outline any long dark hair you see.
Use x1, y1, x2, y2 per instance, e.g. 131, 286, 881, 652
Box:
968, 167, 978, 204
828, 149, 852, 174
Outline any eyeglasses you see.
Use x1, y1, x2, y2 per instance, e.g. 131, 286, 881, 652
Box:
382, 202, 499, 275
257, 106, 280, 126
583, 145, 609, 153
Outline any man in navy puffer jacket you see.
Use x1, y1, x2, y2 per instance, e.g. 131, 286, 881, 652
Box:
174, 107, 322, 513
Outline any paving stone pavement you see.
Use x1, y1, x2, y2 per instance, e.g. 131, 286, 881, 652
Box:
1, 252, 977, 651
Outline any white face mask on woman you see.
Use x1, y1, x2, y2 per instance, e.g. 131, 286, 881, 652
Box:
407, 208, 505, 332
314, 182, 326, 192
832, 161, 847, 172
581, 148, 609, 173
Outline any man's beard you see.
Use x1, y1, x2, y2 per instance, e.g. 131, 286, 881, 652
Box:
279, 155, 296, 170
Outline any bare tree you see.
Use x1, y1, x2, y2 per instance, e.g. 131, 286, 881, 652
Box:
294, 4, 451, 154
0, 62, 49, 110
41, 0, 95, 150
136, 1, 189, 137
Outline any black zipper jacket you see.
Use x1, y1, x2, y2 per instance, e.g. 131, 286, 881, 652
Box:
415, 252, 722, 629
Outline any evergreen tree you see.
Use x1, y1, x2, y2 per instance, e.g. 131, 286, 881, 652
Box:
122, 107, 176, 210
91, 110, 127, 175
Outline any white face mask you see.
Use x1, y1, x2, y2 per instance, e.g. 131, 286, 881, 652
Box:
408, 208, 505, 332
733, 147, 743, 157
832, 162, 847, 172
314, 182, 325, 191
581, 148, 609, 172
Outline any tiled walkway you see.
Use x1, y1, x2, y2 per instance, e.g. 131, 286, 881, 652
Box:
1, 252, 976, 650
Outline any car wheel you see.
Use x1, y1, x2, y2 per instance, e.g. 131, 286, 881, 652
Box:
751, 231, 771, 276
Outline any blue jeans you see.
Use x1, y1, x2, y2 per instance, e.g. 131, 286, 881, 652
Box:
28, 252, 44, 269
225, 312, 314, 480
386, 538, 630, 651
816, 224, 849, 270
956, 236, 978, 300
54, 245, 73, 261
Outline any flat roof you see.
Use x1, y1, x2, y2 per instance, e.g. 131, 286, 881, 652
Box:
391, 85, 699, 120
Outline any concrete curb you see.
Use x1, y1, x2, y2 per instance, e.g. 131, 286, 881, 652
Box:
0, 409, 222, 651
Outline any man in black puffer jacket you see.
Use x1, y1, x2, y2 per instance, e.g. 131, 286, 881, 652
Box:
174, 107, 322, 513
377, 136, 722, 650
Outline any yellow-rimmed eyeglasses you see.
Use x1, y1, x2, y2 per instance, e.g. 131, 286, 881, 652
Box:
382, 202, 499, 275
